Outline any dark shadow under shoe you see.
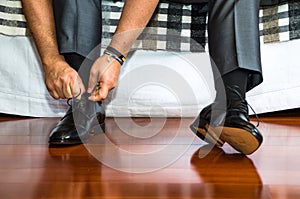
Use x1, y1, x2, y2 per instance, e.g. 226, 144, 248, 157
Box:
49, 94, 105, 145
190, 86, 263, 155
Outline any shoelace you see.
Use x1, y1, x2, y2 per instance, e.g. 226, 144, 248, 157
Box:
65, 89, 90, 119
63, 98, 84, 121
67, 88, 82, 106
227, 85, 261, 127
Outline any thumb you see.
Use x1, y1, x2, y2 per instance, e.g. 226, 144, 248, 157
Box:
88, 83, 109, 101
87, 70, 99, 94
72, 76, 86, 99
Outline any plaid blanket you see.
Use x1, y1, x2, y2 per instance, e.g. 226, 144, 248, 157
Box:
1, 0, 300, 51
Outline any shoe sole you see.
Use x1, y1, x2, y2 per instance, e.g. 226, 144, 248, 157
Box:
215, 126, 260, 155
48, 141, 84, 145
190, 124, 225, 147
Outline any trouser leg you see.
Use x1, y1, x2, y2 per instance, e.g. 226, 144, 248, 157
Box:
191, 0, 264, 155
52, 0, 102, 86
208, 0, 263, 92
52, 0, 102, 59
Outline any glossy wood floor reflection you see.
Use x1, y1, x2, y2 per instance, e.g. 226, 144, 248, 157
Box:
1, 112, 300, 199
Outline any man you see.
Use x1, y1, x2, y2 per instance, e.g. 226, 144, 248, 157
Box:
23, 0, 264, 154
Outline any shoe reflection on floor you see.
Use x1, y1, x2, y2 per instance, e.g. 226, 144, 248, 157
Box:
190, 144, 270, 199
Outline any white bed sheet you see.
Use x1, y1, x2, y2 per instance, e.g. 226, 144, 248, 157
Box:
1, 34, 300, 117
247, 39, 300, 114
0, 35, 68, 117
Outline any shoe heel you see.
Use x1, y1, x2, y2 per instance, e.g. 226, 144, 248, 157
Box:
191, 117, 224, 147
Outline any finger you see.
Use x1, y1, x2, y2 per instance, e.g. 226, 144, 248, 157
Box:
46, 85, 58, 99
52, 82, 66, 99
70, 79, 81, 98
88, 83, 109, 101
88, 89, 100, 101
71, 82, 81, 98
46, 82, 64, 99
99, 84, 109, 99
78, 77, 86, 94
56, 88, 66, 99
71, 76, 86, 99
49, 89, 60, 100
87, 68, 99, 94
62, 80, 73, 99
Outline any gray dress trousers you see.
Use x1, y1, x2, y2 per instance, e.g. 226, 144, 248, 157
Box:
52, 0, 263, 91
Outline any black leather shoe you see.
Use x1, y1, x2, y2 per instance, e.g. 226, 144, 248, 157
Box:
49, 94, 105, 145
190, 86, 263, 155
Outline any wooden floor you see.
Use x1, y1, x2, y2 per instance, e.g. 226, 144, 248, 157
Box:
1, 111, 300, 199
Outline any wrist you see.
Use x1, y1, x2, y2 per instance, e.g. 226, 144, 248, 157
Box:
42, 57, 72, 76
42, 54, 66, 70
103, 46, 127, 66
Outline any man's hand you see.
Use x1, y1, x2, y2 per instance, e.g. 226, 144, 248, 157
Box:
44, 60, 85, 99
87, 55, 121, 101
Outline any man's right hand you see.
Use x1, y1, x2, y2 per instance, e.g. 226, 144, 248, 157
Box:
43, 60, 86, 99
22, 0, 86, 100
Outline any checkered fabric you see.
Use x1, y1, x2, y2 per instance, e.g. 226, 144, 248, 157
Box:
102, 1, 208, 52
0, 0, 27, 36
260, 1, 300, 43
1, 0, 300, 51
103, 0, 300, 51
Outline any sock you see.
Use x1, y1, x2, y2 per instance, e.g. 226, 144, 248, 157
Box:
215, 69, 249, 102
64, 53, 85, 71
63, 53, 93, 87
